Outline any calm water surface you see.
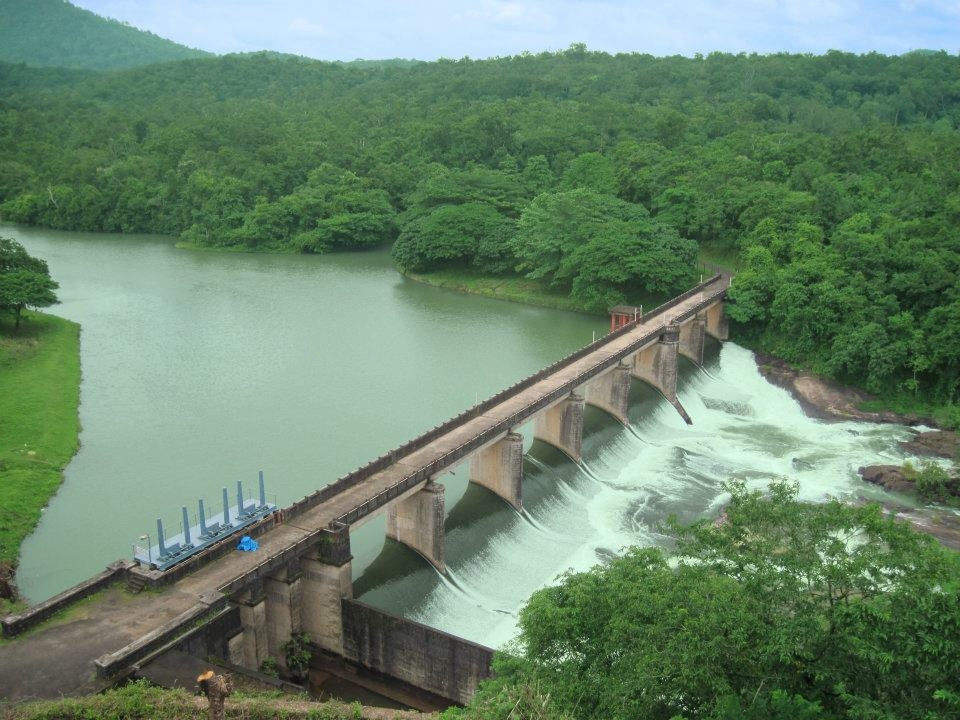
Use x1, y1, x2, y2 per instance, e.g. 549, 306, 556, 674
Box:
8, 225, 920, 649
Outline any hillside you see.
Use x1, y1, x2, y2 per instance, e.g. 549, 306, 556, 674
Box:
0, 0, 209, 70
0, 49, 959, 423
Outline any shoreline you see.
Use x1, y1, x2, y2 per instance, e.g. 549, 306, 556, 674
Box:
0, 311, 81, 611
752, 350, 941, 428
403, 269, 600, 315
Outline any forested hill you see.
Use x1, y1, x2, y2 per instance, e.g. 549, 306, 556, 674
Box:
0, 0, 209, 70
2, 49, 960, 419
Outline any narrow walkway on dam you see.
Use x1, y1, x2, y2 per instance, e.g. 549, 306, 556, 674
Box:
0, 275, 728, 702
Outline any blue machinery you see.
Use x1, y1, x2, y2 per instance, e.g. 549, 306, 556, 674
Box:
133, 471, 277, 571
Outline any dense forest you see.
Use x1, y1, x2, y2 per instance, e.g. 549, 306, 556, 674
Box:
1, 48, 959, 419
0, 0, 209, 70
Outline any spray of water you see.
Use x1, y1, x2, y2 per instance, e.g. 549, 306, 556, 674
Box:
356, 342, 921, 649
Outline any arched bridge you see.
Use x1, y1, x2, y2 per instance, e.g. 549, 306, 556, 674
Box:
0, 274, 729, 707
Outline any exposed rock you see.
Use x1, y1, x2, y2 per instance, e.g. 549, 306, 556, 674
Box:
753, 352, 934, 426
858, 465, 915, 494
891, 506, 960, 551
899, 429, 959, 459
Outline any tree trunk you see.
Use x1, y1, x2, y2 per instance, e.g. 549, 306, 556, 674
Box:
197, 670, 232, 720
14, 306, 22, 330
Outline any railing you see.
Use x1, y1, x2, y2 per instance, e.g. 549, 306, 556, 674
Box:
277, 274, 726, 529
331, 324, 666, 527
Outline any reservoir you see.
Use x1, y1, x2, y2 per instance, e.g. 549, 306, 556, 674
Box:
8, 224, 917, 649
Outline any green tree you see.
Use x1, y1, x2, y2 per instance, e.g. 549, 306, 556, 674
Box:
513, 189, 695, 310
559, 152, 617, 195
456, 482, 960, 720
392, 201, 516, 273
0, 269, 59, 328
0, 237, 59, 329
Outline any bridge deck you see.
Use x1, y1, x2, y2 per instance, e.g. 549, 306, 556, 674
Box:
0, 275, 728, 702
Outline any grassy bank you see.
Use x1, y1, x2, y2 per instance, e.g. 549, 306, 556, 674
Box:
2, 681, 423, 720
405, 245, 737, 317
404, 269, 597, 314
173, 241, 283, 254
0, 310, 81, 612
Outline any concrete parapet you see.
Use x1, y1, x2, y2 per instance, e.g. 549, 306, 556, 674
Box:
317, 523, 352, 566
386, 481, 445, 573
2, 559, 131, 638
534, 392, 585, 461
469, 432, 523, 509
583, 362, 632, 424
705, 300, 729, 341
94, 593, 228, 678
678, 312, 707, 366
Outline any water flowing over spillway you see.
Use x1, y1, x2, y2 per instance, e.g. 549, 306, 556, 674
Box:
8, 224, 919, 644
350, 342, 916, 649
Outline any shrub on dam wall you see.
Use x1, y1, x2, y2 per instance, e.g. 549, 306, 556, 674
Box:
450, 481, 960, 720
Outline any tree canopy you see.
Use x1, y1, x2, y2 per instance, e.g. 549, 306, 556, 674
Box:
0, 237, 58, 328
1, 48, 960, 408
0, 0, 209, 70
455, 482, 960, 720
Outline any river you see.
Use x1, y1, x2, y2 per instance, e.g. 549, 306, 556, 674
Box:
8, 224, 918, 649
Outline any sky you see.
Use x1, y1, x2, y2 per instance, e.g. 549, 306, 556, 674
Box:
73, 0, 960, 61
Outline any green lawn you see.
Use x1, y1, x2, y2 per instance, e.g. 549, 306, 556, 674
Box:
0, 310, 81, 611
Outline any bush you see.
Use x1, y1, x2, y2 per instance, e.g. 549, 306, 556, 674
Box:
454, 481, 960, 720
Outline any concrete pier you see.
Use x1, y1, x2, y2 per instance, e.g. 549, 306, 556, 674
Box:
237, 582, 268, 671
632, 324, 691, 424
705, 301, 729, 340
301, 525, 353, 655
534, 392, 585, 461
264, 560, 303, 666
678, 312, 707, 365
632, 325, 679, 400
386, 481, 445, 572
469, 432, 523, 510
583, 362, 632, 423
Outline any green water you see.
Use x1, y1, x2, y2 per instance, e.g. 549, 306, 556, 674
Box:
8, 225, 603, 602
9, 225, 925, 651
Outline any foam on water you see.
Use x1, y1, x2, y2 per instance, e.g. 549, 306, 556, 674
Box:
355, 341, 919, 649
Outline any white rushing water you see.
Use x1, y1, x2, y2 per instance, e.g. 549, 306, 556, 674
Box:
352, 341, 921, 649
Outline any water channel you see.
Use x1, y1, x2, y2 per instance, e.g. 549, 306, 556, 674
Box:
8, 224, 919, 650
